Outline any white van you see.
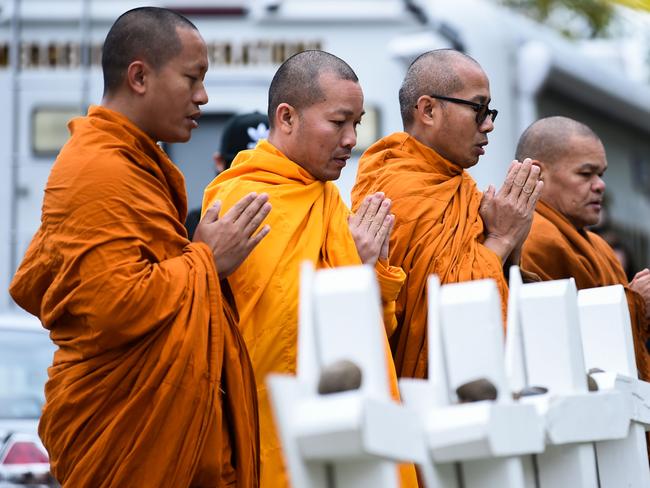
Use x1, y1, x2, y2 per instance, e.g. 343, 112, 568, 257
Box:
0, 312, 55, 487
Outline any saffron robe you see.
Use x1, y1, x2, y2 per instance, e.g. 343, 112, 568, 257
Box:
9, 106, 259, 487
522, 200, 649, 380
351, 132, 508, 379
202, 139, 416, 488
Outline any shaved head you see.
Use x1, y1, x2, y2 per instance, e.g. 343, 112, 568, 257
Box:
399, 49, 480, 129
517, 116, 607, 229
102, 7, 198, 95
267, 50, 358, 128
516, 116, 601, 164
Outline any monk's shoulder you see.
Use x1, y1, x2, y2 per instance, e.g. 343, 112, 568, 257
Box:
586, 229, 609, 247
324, 181, 343, 200
203, 174, 273, 214
54, 131, 152, 188
523, 211, 572, 269
461, 171, 482, 197
528, 211, 564, 244
586, 230, 619, 261
41, 133, 181, 234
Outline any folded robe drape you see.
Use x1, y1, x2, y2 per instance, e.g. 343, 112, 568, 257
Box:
522, 200, 649, 381
10, 105, 259, 487
352, 132, 508, 379
202, 139, 416, 488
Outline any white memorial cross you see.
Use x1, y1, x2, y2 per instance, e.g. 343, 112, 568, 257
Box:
510, 274, 631, 488
577, 284, 650, 487
400, 276, 544, 488
267, 263, 431, 488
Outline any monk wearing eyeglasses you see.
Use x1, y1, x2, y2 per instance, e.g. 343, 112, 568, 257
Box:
352, 49, 543, 379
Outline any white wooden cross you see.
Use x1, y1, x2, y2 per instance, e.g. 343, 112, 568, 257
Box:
269, 263, 650, 487
577, 284, 650, 487
506, 269, 635, 488
267, 262, 431, 488
400, 276, 545, 488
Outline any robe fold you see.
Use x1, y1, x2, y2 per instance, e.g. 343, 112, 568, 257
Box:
522, 200, 649, 380
9, 105, 259, 488
351, 132, 508, 379
202, 139, 416, 487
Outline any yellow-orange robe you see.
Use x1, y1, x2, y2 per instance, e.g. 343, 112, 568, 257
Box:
352, 132, 508, 379
202, 139, 416, 488
9, 106, 259, 488
522, 200, 649, 380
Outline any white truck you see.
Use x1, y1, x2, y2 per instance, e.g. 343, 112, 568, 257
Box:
1, 0, 649, 311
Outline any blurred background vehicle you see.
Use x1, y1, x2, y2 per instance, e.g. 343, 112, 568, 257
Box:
1, 0, 649, 311
0, 312, 57, 487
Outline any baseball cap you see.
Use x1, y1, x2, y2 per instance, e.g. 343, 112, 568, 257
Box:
220, 112, 270, 167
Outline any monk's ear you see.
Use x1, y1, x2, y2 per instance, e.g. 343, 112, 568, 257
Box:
125, 60, 148, 95
414, 95, 436, 127
275, 103, 296, 135
533, 159, 548, 180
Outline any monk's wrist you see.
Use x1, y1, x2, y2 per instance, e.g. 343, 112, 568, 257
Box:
483, 235, 514, 262
506, 247, 522, 267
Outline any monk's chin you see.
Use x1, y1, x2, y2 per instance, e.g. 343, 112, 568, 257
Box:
321, 169, 343, 181
459, 158, 479, 169
167, 132, 192, 144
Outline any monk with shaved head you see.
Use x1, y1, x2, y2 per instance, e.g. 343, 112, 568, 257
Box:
352, 49, 543, 378
10, 7, 268, 487
202, 50, 417, 487
520, 116, 650, 380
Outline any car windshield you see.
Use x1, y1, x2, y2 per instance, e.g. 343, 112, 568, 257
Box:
0, 329, 55, 419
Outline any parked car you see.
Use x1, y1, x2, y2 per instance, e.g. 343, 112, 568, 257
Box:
0, 311, 58, 487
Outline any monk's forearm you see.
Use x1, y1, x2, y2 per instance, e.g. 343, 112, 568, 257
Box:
483, 235, 515, 263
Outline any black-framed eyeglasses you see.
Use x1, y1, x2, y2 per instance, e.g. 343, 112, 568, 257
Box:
427, 94, 498, 125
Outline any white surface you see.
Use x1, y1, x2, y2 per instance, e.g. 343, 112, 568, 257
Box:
578, 285, 650, 487
439, 279, 508, 402
578, 285, 637, 377
311, 265, 390, 402
505, 266, 527, 393
519, 279, 587, 395
269, 263, 431, 488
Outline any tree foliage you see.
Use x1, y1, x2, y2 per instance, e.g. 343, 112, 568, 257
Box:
500, 0, 615, 38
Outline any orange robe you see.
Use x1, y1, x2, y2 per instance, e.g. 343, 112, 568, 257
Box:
522, 200, 649, 380
9, 106, 259, 488
352, 132, 508, 379
202, 140, 416, 487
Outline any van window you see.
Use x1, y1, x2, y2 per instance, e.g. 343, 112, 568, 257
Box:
32, 108, 82, 157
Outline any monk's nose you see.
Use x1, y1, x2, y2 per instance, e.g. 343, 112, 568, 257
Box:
479, 116, 494, 134
194, 83, 208, 106
341, 124, 357, 149
593, 176, 606, 193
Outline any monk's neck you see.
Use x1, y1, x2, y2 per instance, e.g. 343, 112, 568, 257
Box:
406, 129, 452, 163
539, 199, 589, 235
267, 135, 302, 167
407, 126, 431, 150
100, 95, 156, 142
